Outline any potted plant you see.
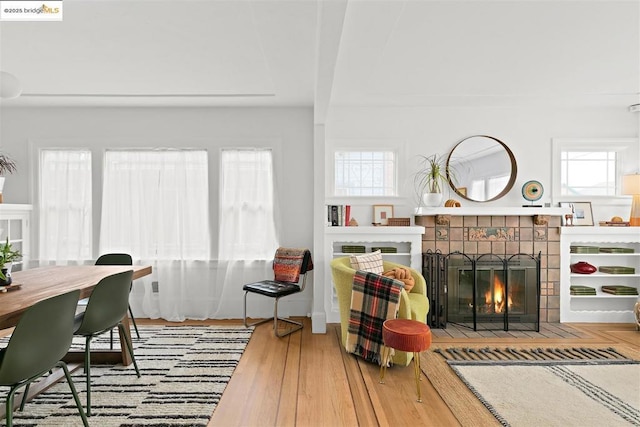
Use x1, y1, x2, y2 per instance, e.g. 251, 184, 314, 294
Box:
0, 237, 21, 285
414, 154, 452, 207
0, 153, 17, 203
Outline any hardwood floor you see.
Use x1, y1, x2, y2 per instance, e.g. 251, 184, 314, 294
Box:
138, 318, 639, 427
3, 314, 635, 425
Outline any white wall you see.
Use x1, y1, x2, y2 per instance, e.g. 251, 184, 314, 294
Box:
325, 105, 639, 222
0, 106, 315, 318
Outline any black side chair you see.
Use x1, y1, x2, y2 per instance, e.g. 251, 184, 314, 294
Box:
95, 253, 141, 341
74, 270, 141, 416
243, 248, 313, 337
0, 290, 88, 427
78, 253, 141, 347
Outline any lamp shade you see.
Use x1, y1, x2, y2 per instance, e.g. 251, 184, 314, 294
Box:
0, 71, 22, 99
622, 174, 640, 195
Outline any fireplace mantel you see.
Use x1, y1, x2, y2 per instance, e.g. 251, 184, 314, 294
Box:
415, 207, 569, 216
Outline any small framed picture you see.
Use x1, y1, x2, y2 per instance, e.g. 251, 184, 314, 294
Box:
373, 205, 394, 226
560, 202, 594, 226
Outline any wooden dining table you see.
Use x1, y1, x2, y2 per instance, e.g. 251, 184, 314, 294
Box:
0, 264, 152, 407
2, 264, 152, 364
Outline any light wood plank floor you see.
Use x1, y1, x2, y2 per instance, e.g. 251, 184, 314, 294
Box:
136, 318, 639, 427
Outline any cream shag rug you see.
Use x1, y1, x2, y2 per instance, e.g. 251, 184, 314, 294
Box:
423, 346, 640, 427
4, 325, 253, 427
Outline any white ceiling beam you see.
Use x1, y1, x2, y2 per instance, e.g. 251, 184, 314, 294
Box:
314, 0, 347, 125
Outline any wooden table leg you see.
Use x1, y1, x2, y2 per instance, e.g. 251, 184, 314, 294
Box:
118, 314, 133, 366
63, 314, 133, 366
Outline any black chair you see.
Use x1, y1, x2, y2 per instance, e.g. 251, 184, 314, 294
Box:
74, 270, 141, 416
243, 248, 313, 337
0, 290, 88, 427
78, 253, 141, 347
95, 253, 141, 341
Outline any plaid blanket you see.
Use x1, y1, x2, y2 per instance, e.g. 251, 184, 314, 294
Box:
273, 248, 313, 283
345, 270, 403, 365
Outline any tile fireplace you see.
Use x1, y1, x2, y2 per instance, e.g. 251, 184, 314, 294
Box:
416, 209, 564, 324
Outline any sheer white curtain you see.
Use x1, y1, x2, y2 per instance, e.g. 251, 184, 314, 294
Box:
100, 150, 211, 321
213, 149, 279, 318
39, 149, 92, 264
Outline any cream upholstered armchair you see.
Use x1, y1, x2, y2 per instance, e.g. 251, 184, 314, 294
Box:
330, 257, 429, 366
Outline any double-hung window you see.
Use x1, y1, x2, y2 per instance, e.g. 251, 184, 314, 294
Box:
100, 149, 210, 260
552, 138, 635, 199
39, 149, 93, 261
219, 149, 278, 260
334, 150, 397, 196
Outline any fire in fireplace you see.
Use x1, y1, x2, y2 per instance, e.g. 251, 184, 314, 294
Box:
424, 251, 541, 331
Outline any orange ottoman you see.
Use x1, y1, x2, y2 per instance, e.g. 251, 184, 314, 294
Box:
379, 319, 432, 402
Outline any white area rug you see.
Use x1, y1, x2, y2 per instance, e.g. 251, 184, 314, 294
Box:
3, 325, 253, 427
450, 360, 640, 427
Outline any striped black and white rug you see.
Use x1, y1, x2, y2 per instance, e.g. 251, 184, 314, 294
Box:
436, 347, 640, 427
5, 325, 253, 427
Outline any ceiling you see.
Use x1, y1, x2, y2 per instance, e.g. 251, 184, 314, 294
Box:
0, 0, 638, 113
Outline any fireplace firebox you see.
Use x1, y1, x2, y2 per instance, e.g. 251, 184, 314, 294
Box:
423, 251, 540, 331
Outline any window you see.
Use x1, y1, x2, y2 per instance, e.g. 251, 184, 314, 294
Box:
100, 150, 210, 260
560, 150, 616, 196
334, 150, 396, 196
552, 139, 637, 199
219, 149, 278, 260
39, 149, 93, 261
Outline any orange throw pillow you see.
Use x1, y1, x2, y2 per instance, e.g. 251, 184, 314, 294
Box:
382, 267, 415, 292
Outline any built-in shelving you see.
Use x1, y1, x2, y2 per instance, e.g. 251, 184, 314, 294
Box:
323, 226, 425, 325
0, 204, 33, 272
560, 226, 640, 323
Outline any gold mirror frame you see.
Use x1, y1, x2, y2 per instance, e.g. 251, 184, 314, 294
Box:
446, 135, 518, 202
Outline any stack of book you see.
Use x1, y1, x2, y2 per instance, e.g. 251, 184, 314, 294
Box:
371, 247, 397, 253
341, 245, 365, 253
598, 221, 631, 227
599, 247, 635, 253
601, 285, 638, 295
570, 285, 596, 295
599, 266, 636, 274
570, 245, 599, 253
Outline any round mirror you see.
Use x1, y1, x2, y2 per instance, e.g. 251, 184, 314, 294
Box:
446, 135, 517, 202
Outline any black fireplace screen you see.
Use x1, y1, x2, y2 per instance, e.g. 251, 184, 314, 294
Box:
424, 251, 540, 332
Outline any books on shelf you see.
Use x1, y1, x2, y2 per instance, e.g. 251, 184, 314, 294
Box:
327, 205, 351, 226
570, 285, 596, 295
598, 221, 631, 227
599, 247, 635, 253
601, 285, 638, 295
570, 245, 599, 253
598, 266, 636, 274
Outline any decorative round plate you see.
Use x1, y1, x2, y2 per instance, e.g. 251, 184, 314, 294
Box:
522, 180, 543, 202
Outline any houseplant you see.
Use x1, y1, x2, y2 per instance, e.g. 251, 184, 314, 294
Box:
414, 154, 452, 207
0, 237, 21, 285
0, 153, 17, 203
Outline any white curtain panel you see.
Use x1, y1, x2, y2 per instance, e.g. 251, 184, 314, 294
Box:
209, 149, 280, 318
39, 149, 93, 263
100, 149, 211, 321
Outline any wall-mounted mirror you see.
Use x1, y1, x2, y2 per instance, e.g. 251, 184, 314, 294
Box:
446, 135, 517, 202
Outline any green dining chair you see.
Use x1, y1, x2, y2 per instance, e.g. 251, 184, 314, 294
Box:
74, 269, 141, 416
0, 290, 89, 427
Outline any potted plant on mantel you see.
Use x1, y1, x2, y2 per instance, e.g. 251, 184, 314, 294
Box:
0, 153, 17, 203
414, 153, 452, 207
0, 237, 21, 286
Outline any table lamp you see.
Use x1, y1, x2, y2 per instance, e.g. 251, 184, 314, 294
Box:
622, 173, 640, 226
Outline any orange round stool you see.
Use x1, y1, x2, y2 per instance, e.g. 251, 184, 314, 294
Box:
379, 319, 432, 402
